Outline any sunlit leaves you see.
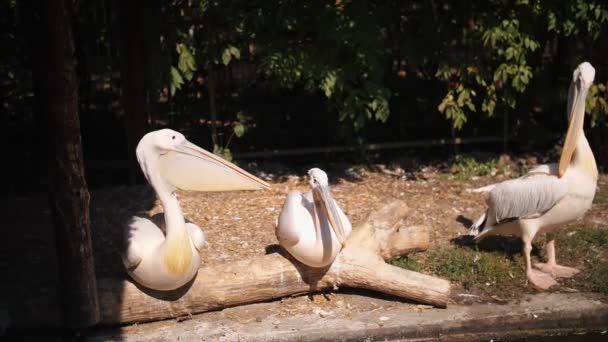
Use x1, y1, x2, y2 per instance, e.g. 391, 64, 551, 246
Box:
587, 84, 608, 128
161, 0, 608, 136
482, 97, 496, 116
169, 66, 183, 96
170, 43, 197, 95
438, 85, 475, 130
320, 71, 337, 98
260, 51, 306, 88
221, 45, 240, 66
545, 0, 608, 39
510, 65, 532, 93
438, 12, 543, 130
336, 85, 390, 131
213, 144, 233, 162
177, 44, 196, 80
233, 112, 249, 138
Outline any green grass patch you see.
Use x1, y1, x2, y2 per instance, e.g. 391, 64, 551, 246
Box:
442, 154, 522, 181
390, 255, 419, 271
392, 227, 608, 297
555, 228, 608, 260
392, 246, 526, 294
594, 188, 608, 205
452, 155, 497, 181
574, 260, 608, 294
440, 154, 534, 181
558, 227, 608, 295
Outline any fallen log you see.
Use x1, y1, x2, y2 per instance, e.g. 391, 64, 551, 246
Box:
98, 200, 450, 325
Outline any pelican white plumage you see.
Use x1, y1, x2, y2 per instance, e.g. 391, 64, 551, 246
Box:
276, 168, 352, 267
123, 129, 270, 291
469, 62, 598, 289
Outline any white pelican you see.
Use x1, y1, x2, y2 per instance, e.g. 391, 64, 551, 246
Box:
123, 129, 270, 291
276, 168, 352, 267
469, 62, 598, 289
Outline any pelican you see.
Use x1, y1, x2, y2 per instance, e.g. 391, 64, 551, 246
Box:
276, 168, 352, 267
469, 62, 598, 289
123, 129, 270, 291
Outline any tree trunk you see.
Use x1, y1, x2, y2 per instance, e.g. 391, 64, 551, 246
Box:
119, 0, 151, 184
37, 0, 100, 328
97, 200, 450, 325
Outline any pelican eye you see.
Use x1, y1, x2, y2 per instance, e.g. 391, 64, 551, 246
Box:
171, 135, 176, 140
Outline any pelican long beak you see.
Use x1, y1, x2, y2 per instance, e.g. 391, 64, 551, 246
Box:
158, 139, 271, 192
558, 76, 588, 177
313, 185, 347, 249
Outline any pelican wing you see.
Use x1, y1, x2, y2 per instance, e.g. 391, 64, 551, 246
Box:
276, 191, 315, 246
488, 172, 567, 223
158, 148, 269, 192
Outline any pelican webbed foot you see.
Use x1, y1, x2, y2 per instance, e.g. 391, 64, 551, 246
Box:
534, 263, 580, 279
527, 269, 558, 290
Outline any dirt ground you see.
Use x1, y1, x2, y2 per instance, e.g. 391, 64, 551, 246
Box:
88, 159, 608, 321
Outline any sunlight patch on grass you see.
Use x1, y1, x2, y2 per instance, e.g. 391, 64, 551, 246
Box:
392, 227, 608, 297
440, 155, 518, 181
390, 255, 419, 271
392, 246, 526, 294
452, 155, 497, 181
555, 228, 608, 260
558, 227, 608, 294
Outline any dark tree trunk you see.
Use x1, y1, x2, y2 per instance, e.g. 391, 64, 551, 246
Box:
19, 1, 48, 190
34, 0, 100, 328
119, 0, 151, 184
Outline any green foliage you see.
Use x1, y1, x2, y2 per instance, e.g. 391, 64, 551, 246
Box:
221, 45, 240, 66
210, 112, 251, 162
161, 0, 608, 141
434, 1, 608, 129
170, 44, 197, 95
213, 144, 233, 162
437, 85, 475, 129
232, 112, 249, 138
587, 84, 608, 128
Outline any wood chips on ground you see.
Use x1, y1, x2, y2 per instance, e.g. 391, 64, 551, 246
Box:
87, 169, 607, 318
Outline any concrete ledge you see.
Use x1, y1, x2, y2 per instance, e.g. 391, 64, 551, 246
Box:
91, 293, 608, 341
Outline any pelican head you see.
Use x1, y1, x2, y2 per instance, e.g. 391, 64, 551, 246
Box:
308, 168, 347, 248
558, 62, 595, 177
136, 128, 270, 195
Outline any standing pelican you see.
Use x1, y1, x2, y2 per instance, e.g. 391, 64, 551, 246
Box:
123, 129, 270, 291
276, 168, 352, 267
469, 62, 598, 289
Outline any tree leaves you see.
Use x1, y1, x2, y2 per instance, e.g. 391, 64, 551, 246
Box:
221, 45, 240, 66
320, 71, 337, 98
587, 84, 608, 128
438, 86, 475, 130
170, 44, 197, 95
162, 0, 608, 135
169, 66, 183, 96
